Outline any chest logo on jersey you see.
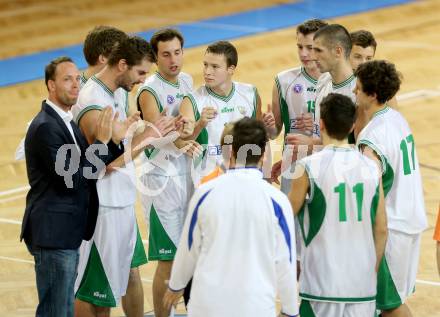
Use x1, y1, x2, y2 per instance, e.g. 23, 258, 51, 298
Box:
176, 93, 185, 99
307, 87, 316, 92
167, 95, 175, 105
293, 84, 303, 93
237, 106, 247, 115
221, 106, 235, 113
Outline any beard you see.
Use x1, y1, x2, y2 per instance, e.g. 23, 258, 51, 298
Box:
118, 74, 135, 92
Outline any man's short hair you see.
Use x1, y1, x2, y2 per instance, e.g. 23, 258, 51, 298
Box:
314, 24, 352, 58
232, 118, 268, 166
83, 26, 127, 66
107, 35, 155, 67
45, 56, 74, 87
320, 93, 357, 140
355, 60, 401, 104
350, 30, 377, 51
297, 19, 328, 36
206, 41, 238, 68
150, 28, 184, 59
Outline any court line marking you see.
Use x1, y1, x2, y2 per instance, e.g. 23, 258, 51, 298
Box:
0, 86, 438, 199
416, 279, 440, 287
420, 163, 440, 173
0, 193, 27, 204
0, 185, 29, 197
1, 251, 439, 295
1, 254, 439, 287
0, 218, 151, 247
0, 217, 21, 225
397, 89, 440, 105
0, 255, 33, 264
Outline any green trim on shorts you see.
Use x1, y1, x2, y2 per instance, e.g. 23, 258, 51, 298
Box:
130, 224, 148, 268
377, 255, 402, 310
300, 293, 376, 303
148, 205, 177, 261
300, 299, 317, 317
75, 242, 117, 307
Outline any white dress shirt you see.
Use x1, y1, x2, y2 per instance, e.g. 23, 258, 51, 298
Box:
46, 99, 79, 151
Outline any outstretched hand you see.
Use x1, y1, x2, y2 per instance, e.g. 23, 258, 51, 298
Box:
295, 112, 313, 135
163, 288, 183, 311
112, 111, 141, 144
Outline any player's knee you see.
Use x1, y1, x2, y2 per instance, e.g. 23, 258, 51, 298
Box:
128, 267, 141, 282
158, 260, 173, 273
95, 306, 111, 317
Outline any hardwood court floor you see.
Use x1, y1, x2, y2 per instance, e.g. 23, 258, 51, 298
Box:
0, 0, 439, 316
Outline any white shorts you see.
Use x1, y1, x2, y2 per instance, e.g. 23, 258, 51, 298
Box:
140, 172, 193, 260
377, 229, 421, 310
74, 204, 146, 307
300, 299, 376, 317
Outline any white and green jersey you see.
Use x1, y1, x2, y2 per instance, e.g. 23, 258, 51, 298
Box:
80, 72, 130, 115
298, 146, 380, 303
186, 82, 258, 179
315, 73, 356, 138
72, 75, 137, 207
136, 71, 193, 176
80, 73, 88, 87
275, 66, 319, 138
357, 106, 427, 234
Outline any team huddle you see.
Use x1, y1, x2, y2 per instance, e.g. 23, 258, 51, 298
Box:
20, 18, 427, 317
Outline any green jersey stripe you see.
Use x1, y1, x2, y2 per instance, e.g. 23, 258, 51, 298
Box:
91, 76, 114, 97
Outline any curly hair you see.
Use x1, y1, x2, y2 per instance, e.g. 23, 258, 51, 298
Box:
355, 60, 402, 104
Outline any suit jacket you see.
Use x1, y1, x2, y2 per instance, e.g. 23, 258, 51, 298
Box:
21, 101, 121, 249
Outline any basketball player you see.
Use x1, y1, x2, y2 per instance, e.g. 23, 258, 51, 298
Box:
136, 28, 199, 317
349, 30, 377, 72
289, 93, 387, 317
349, 29, 397, 139
72, 35, 175, 317
180, 40, 262, 185
355, 60, 428, 317
267, 18, 328, 191
266, 18, 328, 280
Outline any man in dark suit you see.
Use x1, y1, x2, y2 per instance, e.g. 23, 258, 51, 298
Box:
21, 56, 118, 317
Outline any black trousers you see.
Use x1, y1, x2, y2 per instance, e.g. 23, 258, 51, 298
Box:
183, 278, 192, 307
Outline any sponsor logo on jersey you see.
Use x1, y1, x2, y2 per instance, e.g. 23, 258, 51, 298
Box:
289, 118, 300, 130
176, 93, 185, 99
237, 106, 247, 115
307, 86, 316, 92
93, 291, 107, 299
167, 95, 175, 104
159, 248, 172, 255
313, 123, 320, 137
221, 106, 235, 113
208, 145, 222, 156
293, 84, 303, 93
